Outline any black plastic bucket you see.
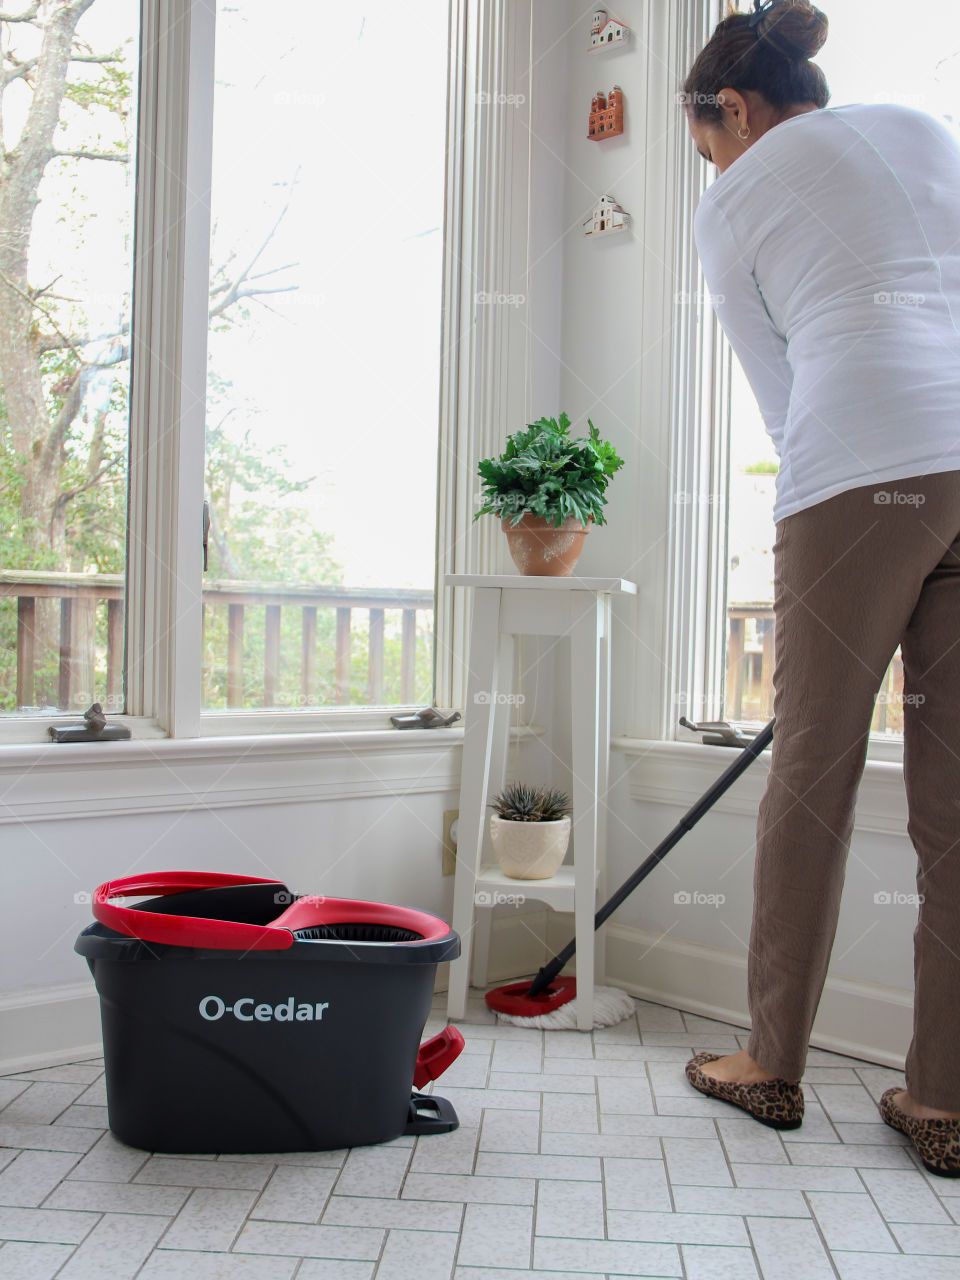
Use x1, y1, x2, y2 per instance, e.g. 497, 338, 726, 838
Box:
75, 873, 463, 1153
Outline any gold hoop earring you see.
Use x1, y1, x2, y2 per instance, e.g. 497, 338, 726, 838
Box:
737, 124, 751, 140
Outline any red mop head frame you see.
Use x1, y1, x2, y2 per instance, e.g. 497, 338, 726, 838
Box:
484, 975, 577, 1017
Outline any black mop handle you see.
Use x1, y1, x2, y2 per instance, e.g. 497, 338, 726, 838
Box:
526, 717, 776, 998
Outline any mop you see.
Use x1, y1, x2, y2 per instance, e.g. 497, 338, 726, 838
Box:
484, 718, 776, 1030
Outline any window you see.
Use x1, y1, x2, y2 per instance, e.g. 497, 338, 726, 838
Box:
0, 0, 137, 718
719, 0, 960, 735
0, 0, 451, 739
200, 0, 446, 716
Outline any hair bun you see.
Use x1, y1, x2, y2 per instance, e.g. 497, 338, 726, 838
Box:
754, 0, 828, 62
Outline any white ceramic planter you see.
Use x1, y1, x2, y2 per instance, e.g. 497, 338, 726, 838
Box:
489, 814, 572, 879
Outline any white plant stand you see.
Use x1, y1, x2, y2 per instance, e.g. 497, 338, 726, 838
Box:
444, 573, 638, 1031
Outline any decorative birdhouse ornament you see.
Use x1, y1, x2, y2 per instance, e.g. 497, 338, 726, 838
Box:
588, 9, 629, 52
587, 85, 624, 140
583, 194, 630, 238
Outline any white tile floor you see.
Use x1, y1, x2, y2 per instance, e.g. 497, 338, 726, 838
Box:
1, 993, 959, 1279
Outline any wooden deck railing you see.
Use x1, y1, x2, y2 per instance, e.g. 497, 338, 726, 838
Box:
0, 570, 124, 711
0, 574, 905, 728
0, 572, 433, 712
201, 581, 434, 709
726, 603, 905, 733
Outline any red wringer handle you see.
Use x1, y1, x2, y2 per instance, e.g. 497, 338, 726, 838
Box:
413, 1027, 465, 1089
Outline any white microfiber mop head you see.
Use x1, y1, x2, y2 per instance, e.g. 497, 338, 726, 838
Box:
492, 984, 636, 1030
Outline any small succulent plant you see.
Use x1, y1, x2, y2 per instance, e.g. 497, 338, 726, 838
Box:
490, 782, 572, 823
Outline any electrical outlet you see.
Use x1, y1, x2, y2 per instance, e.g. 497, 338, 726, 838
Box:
442, 809, 459, 876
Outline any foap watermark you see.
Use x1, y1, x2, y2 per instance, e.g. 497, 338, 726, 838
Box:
870, 89, 928, 110
475, 889, 526, 907
874, 489, 926, 506
675, 289, 724, 307
279, 292, 324, 310
475, 290, 525, 308
674, 90, 723, 109
675, 690, 711, 714
675, 490, 722, 505
477, 90, 526, 107
874, 890, 924, 906
874, 290, 925, 307
74, 890, 93, 905
274, 89, 326, 109
473, 690, 525, 706
273, 891, 327, 907
876, 690, 925, 706
674, 890, 726, 908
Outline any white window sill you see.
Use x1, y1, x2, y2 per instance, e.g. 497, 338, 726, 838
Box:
0, 706, 442, 746
0, 722, 544, 826
198, 707, 441, 737
613, 735, 908, 837
0, 726, 469, 825
670, 725, 905, 766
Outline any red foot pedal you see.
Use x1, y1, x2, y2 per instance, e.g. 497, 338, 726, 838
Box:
414, 1026, 465, 1088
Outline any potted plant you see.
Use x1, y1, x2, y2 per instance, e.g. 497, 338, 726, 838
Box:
488, 782, 573, 879
475, 412, 625, 575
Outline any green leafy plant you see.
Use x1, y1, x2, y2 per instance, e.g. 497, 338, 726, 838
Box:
490, 782, 572, 823
475, 412, 625, 528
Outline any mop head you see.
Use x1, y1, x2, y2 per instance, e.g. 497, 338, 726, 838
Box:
491, 984, 636, 1030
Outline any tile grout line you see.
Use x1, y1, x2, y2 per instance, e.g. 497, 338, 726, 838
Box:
801, 1187, 846, 1279
712, 1076, 761, 1280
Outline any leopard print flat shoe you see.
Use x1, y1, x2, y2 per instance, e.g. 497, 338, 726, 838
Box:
684, 1051, 804, 1130
879, 1087, 960, 1177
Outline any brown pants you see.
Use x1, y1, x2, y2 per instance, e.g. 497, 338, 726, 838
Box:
746, 469, 960, 1110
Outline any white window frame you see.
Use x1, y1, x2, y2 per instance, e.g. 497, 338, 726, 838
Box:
2, 0, 530, 746
658, 0, 905, 766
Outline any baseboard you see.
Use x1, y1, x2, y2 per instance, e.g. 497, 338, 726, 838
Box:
604, 923, 912, 1070
0, 982, 102, 1074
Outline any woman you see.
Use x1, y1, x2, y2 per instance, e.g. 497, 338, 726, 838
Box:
679, 0, 960, 1176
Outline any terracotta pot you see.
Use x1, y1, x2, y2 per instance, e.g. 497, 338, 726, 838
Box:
489, 814, 572, 879
501, 514, 589, 576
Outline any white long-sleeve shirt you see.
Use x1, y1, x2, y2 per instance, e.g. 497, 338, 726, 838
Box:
693, 102, 960, 523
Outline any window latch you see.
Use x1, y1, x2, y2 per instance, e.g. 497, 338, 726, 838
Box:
202, 499, 210, 571
48, 702, 132, 743
678, 716, 762, 749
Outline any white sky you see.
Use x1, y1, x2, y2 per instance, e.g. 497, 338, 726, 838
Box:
207, 1, 448, 589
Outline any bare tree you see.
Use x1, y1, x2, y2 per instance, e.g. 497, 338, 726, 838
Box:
0, 2, 295, 708
0, 1, 294, 563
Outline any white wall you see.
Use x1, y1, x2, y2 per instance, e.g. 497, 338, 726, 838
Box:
3, 795, 455, 995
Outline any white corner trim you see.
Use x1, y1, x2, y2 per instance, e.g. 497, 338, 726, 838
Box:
613, 736, 909, 837
0, 983, 102, 1075
0, 729, 466, 824
604, 922, 911, 1070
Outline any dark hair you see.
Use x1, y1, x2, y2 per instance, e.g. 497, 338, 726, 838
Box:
682, 0, 830, 123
